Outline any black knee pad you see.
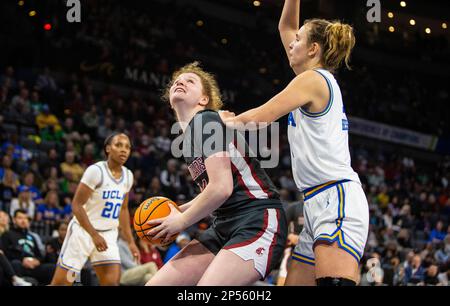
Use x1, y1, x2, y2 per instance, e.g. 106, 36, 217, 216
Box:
316, 277, 356, 286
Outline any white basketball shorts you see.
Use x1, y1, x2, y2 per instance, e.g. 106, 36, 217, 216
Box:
57, 220, 121, 274
292, 180, 369, 266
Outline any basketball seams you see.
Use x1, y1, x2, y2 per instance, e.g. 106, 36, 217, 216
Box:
134, 198, 169, 226
141, 199, 170, 226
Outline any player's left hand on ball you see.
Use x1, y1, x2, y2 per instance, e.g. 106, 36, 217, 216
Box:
146, 204, 186, 242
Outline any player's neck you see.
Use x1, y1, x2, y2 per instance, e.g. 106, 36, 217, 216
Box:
175, 105, 204, 132
106, 159, 121, 173
298, 61, 323, 74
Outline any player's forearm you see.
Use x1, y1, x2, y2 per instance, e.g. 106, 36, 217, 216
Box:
278, 0, 300, 32
231, 106, 274, 130
178, 201, 193, 213
181, 183, 232, 228
72, 204, 98, 237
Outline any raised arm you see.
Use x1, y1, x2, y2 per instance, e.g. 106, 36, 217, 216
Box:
221, 70, 328, 129
279, 0, 300, 63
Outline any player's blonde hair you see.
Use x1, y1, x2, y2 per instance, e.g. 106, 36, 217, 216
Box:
304, 19, 356, 72
164, 62, 223, 111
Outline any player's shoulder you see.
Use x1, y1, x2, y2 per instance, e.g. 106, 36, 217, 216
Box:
82, 161, 105, 181
122, 165, 133, 177
121, 166, 134, 190
191, 109, 223, 125
87, 161, 105, 172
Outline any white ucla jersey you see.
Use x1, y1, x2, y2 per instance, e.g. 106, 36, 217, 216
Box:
73, 161, 134, 231
287, 68, 360, 191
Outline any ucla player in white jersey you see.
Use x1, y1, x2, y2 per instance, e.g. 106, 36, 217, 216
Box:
50, 133, 139, 285
221, 0, 369, 286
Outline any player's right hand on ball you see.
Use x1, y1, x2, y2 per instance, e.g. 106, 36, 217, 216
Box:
92, 233, 108, 252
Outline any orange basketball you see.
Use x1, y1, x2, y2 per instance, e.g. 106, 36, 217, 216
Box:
134, 196, 180, 246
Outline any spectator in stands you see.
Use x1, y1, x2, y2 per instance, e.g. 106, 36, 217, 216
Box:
1, 134, 30, 162
159, 159, 181, 195
7, 86, 34, 124
60, 151, 84, 182
81, 142, 96, 167
154, 126, 171, 154
388, 257, 403, 286
404, 254, 426, 285
429, 221, 447, 243
1, 209, 55, 285
9, 186, 35, 220
118, 235, 159, 286
434, 236, 450, 265
0, 211, 10, 236
0, 155, 17, 181
35, 191, 61, 226
20, 171, 43, 205
178, 164, 196, 199
44, 221, 68, 264
62, 117, 82, 143
42, 168, 62, 196
424, 264, 441, 285
41, 179, 60, 199
82, 105, 99, 138
29, 91, 44, 116
0, 169, 18, 212
10, 88, 30, 113
0, 66, 16, 89
97, 116, 114, 140
35, 67, 58, 92
60, 197, 73, 222
41, 148, 60, 171
0, 248, 33, 286
36, 104, 63, 141
138, 239, 163, 269
147, 176, 165, 198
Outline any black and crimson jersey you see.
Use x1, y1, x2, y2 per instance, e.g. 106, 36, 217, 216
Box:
181, 110, 281, 216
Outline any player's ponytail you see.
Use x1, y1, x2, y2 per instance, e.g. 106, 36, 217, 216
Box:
305, 19, 355, 72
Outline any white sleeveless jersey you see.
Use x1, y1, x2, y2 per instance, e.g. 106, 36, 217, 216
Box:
73, 161, 134, 231
287, 69, 360, 191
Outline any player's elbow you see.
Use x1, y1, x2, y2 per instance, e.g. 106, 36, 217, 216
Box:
210, 180, 233, 201
219, 181, 234, 200
278, 23, 295, 34
71, 201, 83, 214
278, 24, 289, 33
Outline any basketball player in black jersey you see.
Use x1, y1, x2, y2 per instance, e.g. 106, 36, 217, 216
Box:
145, 62, 287, 286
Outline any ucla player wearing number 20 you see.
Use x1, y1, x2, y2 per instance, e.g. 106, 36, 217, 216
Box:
51, 133, 139, 285
221, 0, 369, 286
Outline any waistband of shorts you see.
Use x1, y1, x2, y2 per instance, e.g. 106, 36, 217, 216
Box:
302, 179, 351, 201
213, 199, 283, 219
72, 219, 114, 232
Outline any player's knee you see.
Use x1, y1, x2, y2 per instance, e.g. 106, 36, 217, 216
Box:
316, 277, 356, 286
